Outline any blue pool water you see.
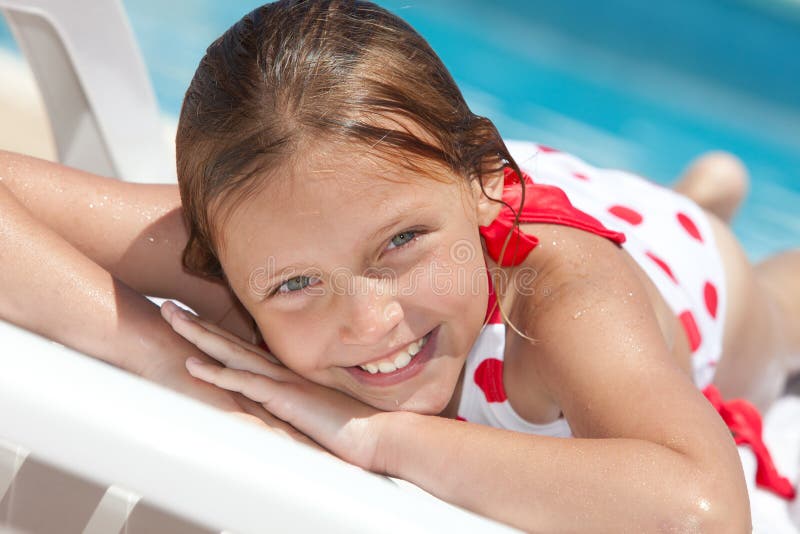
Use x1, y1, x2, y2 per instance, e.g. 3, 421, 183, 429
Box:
1, 0, 799, 260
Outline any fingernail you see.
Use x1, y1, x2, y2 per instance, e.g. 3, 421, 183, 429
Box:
186, 356, 204, 367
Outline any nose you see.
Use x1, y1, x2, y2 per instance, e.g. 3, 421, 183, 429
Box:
339, 275, 404, 346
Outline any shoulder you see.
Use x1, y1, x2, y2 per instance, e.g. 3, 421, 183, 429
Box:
500, 223, 692, 437
509, 221, 626, 307
502, 221, 633, 368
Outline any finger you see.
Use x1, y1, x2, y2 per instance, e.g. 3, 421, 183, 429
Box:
187, 359, 385, 468
170, 311, 287, 379
186, 357, 280, 404
192, 314, 280, 363
160, 300, 261, 352
233, 395, 324, 450
229, 411, 268, 428
186, 358, 315, 425
187, 359, 330, 449
161, 300, 281, 365
160, 299, 192, 324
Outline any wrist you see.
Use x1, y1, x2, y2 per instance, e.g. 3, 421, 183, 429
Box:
371, 410, 422, 476
135, 322, 208, 380
135, 333, 238, 409
113, 292, 205, 378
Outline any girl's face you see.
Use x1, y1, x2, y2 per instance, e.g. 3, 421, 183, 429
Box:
218, 145, 500, 414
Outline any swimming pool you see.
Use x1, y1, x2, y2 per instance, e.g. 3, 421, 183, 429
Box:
1, 0, 799, 260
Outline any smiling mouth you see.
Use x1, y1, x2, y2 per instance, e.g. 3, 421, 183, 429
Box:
346, 326, 439, 387
357, 331, 432, 374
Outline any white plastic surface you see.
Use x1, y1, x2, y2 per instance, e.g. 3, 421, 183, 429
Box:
0, 0, 174, 182
0, 319, 517, 533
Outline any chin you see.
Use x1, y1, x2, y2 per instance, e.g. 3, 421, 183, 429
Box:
394, 388, 454, 415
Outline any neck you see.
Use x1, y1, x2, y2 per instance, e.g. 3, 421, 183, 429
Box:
437, 365, 466, 419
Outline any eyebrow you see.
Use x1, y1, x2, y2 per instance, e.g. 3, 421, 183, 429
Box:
367, 213, 409, 243
365, 201, 428, 243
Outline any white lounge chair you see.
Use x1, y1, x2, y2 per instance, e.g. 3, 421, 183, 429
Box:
0, 321, 514, 533
0, 0, 174, 182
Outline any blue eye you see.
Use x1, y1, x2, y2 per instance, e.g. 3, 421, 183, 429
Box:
277, 275, 318, 294
387, 230, 417, 250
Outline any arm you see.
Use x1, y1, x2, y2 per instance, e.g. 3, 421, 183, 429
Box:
0, 177, 225, 385
0, 150, 250, 336
0, 170, 314, 442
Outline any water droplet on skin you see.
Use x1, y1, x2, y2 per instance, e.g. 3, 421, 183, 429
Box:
697, 498, 711, 512
147, 236, 155, 243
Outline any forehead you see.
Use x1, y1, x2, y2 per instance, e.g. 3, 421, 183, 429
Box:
254, 146, 461, 218
218, 145, 472, 276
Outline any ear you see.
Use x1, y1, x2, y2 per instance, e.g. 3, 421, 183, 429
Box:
471, 168, 505, 227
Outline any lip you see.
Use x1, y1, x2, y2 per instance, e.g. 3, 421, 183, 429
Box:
358, 335, 425, 368
346, 325, 440, 387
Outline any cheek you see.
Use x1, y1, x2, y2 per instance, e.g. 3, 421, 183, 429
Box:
408, 238, 489, 323
253, 312, 330, 373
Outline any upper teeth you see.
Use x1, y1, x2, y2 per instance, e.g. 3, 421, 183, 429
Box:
359, 333, 429, 374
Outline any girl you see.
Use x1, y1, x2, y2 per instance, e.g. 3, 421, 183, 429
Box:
159, 0, 798, 530
0, 0, 796, 531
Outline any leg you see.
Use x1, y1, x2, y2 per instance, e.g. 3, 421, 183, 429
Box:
710, 213, 800, 409
753, 250, 800, 369
673, 152, 749, 223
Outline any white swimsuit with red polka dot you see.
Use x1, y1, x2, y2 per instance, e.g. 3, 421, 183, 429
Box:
456, 143, 795, 500
456, 141, 727, 437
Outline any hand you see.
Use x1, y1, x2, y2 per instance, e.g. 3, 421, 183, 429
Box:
153, 302, 320, 449
161, 301, 395, 472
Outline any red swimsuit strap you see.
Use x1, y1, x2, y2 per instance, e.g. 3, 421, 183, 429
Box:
478, 168, 626, 267
479, 168, 625, 324
704, 384, 796, 499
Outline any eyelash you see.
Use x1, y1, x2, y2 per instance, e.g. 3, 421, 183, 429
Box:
385, 229, 420, 252
269, 229, 424, 298
273, 275, 321, 296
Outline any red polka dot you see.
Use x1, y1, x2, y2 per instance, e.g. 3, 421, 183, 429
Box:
704, 282, 718, 319
677, 212, 703, 242
572, 172, 589, 181
474, 358, 507, 403
645, 251, 677, 283
538, 144, 559, 153
608, 205, 644, 225
678, 311, 702, 352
